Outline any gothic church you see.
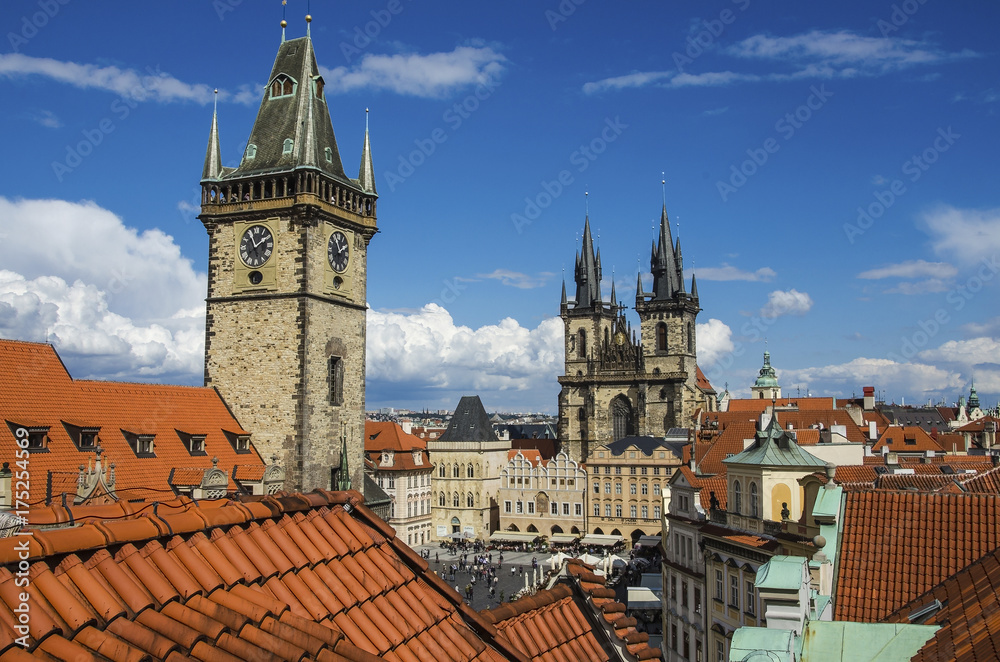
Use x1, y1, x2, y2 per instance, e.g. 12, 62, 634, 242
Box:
558, 206, 717, 464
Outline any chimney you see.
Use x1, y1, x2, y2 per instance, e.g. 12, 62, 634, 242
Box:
863, 386, 875, 410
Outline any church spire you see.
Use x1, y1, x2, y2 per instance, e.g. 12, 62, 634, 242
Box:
691, 272, 699, 299
573, 215, 603, 310
650, 203, 678, 300
201, 89, 223, 182
357, 108, 376, 194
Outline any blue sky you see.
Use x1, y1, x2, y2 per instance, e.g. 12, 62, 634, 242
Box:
1, 1, 997, 414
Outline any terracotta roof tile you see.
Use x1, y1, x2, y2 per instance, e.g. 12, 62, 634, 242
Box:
835, 491, 1000, 623
874, 426, 946, 452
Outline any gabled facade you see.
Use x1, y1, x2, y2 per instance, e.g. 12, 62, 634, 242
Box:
364, 421, 433, 547
199, 27, 377, 493
429, 396, 510, 541
498, 450, 586, 537
557, 206, 714, 466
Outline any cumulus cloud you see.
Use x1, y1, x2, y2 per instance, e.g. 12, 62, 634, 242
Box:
883, 279, 950, 295
923, 206, 1000, 266
0, 198, 206, 383
28, 109, 61, 128
366, 304, 563, 398
0, 53, 255, 105
759, 289, 813, 318
321, 46, 506, 98
781, 357, 963, 400
694, 264, 776, 282
582, 30, 975, 94
918, 337, 1000, 367
696, 318, 735, 368
857, 260, 957, 280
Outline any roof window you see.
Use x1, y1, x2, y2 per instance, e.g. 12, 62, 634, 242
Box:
283, 138, 294, 155
269, 75, 296, 99
62, 421, 100, 452
122, 429, 156, 457
245, 143, 257, 160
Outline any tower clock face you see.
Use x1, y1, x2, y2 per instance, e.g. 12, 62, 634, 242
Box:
239, 225, 274, 267
328, 231, 350, 273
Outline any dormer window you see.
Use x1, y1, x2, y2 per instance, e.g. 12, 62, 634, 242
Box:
224, 430, 251, 454
176, 430, 207, 456
412, 450, 422, 466
245, 144, 257, 160
270, 75, 295, 99
324, 147, 333, 163
314, 77, 325, 99
283, 139, 294, 155
380, 451, 394, 467
63, 421, 100, 451
7, 421, 48, 452
123, 429, 156, 457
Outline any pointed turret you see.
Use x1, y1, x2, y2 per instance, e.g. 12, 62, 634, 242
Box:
635, 271, 645, 306
610, 278, 618, 309
691, 273, 699, 299
357, 109, 376, 194
674, 238, 686, 294
969, 379, 981, 411
231, 34, 348, 181
650, 204, 679, 300
201, 91, 223, 182
560, 279, 568, 308
573, 216, 603, 310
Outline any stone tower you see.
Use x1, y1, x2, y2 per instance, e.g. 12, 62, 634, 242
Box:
751, 350, 781, 400
558, 204, 711, 465
198, 26, 377, 492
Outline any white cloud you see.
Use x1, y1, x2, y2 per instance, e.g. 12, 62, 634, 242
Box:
0, 198, 206, 383
884, 279, 950, 295
781, 357, 963, 400
366, 304, 563, 395
923, 205, 1000, 266
0, 53, 255, 105
476, 269, 553, 290
963, 317, 1000, 337
321, 46, 506, 98
857, 260, 957, 280
918, 337, 1000, 367
760, 289, 813, 318
696, 318, 735, 368
28, 109, 61, 128
695, 264, 775, 282
582, 30, 974, 94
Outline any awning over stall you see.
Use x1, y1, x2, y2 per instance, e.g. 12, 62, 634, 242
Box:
580, 534, 624, 546
489, 532, 541, 543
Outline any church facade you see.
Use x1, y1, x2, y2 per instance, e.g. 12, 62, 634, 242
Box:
558, 206, 716, 465
198, 28, 376, 492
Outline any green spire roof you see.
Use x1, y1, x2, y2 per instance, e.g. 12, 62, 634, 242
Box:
754, 350, 780, 388
723, 412, 826, 468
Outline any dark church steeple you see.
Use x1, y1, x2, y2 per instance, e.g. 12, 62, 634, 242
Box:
573, 216, 603, 310
357, 109, 376, 194
201, 90, 223, 182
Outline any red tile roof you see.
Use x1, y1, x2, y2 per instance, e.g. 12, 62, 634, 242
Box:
365, 421, 426, 452
507, 449, 543, 467
675, 466, 728, 512
0, 340, 264, 504
882, 545, 1000, 662
936, 433, 966, 453
482, 560, 661, 661
696, 366, 715, 393
0, 490, 652, 661
726, 397, 835, 412
956, 416, 1000, 433
875, 474, 959, 492
836, 491, 1000, 623
873, 426, 946, 453
696, 421, 757, 476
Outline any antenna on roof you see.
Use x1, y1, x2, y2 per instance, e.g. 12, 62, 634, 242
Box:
281, 0, 287, 42
661, 173, 666, 207
585, 190, 589, 217
305, 0, 312, 38
365, 107, 370, 131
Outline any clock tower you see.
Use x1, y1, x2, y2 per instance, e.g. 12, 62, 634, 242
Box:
198, 23, 377, 492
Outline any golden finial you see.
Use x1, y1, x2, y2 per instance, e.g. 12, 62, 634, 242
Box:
306, 14, 312, 22
281, 19, 287, 27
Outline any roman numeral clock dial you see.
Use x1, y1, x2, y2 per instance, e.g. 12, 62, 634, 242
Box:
328, 230, 349, 273
239, 225, 274, 268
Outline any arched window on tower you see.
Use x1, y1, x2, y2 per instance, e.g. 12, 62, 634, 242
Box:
749, 482, 759, 518
452, 464, 459, 478
467, 493, 474, 508
453, 493, 459, 507
328, 356, 344, 406
687, 322, 694, 353
733, 479, 742, 515
438, 492, 445, 507
283, 138, 294, 155
577, 329, 586, 358
467, 464, 474, 478
656, 323, 667, 352
611, 395, 635, 441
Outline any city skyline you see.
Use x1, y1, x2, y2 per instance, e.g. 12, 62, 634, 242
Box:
0, 1, 997, 413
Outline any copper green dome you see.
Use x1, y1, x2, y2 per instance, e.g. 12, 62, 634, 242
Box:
754, 350, 779, 388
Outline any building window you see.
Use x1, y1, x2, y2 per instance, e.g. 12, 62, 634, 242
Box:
681, 580, 688, 607
615, 504, 622, 517
715, 570, 723, 600
387, 475, 394, 489
671, 624, 678, 652
641, 483, 648, 495
328, 356, 344, 405
615, 467, 621, 475
684, 632, 690, 659
630, 483, 637, 495
439, 464, 445, 478
630, 505, 637, 518
729, 574, 739, 609
439, 493, 446, 507
656, 323, 667, 351
695, 587, 702, 614
605, 467, 611, 474
611, 396, 634, 441
605, 504, 611, 517
749, 481, 759, 518
654, 505, 661, 519
453, 493, 459, 507
324, 147, 332, 163
670, 576, 677, 601
270, 75, 295, 98
575, 503, 582, 516
577, 329, 586, 358
615, 483, 622, 495
641, 505, 648, 518
733, 479, 742, 515
630, 467, 637, 475
467, 464, 474, 478
563, 503, 570, 516
245, 144, 257, 160
315, 78, 325, 99
654, 467, 661, 475
516, 500, 523, 514
745, 580, 756, 615
453, 464, 459, 478
283, 138, 294, 155
594, 504, 600, 517
504, 500, 512, 513
527, 501, 535, 514
594, 482, 600, 494
467, 493, 475, 508
551, 502, 558, 515
653, 484, 661, 496
717, 640, 725, 662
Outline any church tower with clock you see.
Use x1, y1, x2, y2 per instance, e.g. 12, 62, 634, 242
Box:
198, 18, 376, 492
